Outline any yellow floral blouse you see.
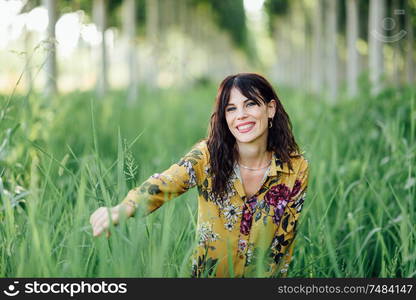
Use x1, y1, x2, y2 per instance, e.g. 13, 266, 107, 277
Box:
122, 139, 309, 278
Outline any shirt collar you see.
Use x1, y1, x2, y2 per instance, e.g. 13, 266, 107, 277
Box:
269, 152, 292, 176
233, 151, 292, 179
231, 152, 294, 199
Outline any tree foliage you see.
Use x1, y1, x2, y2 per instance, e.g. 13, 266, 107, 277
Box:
192, 0, 248, 50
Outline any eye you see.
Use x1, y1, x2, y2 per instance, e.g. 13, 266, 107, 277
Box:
226, 107, 236, 112
247, 101, 257, 106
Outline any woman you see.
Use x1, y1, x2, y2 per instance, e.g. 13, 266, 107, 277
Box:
89, 73, 309, 278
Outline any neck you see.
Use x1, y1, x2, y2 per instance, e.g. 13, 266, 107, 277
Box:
235, 142, 272, 169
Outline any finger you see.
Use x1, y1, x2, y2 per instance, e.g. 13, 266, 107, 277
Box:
94, 210, 112, 228
91, 207, 109, 223
93, 218, 110, 235
90, 207, 106, 224
93, 222, 108, 237
94, 227, 105, 237
93, 224, 103, 237
96, 207, 119, 227
110, 208, 120, 224
89, 211, 98, 225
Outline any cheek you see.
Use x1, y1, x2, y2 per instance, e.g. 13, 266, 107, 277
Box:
252, 108, 268, 122
225, 114, 233, 129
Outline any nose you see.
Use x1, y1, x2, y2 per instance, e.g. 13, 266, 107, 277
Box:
236, 107, 248, 120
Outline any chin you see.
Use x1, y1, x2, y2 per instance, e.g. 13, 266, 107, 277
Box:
234, 134, 258, 144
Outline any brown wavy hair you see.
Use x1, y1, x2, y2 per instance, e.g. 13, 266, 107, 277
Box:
207, 72, 300, 201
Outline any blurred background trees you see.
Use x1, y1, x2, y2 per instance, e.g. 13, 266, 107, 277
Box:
0, 0, 415, 278
0, 0, 415, 99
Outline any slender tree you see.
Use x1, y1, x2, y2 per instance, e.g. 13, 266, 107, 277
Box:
346, 0, 359, 97
123, 0, 138, 103
20, 0, 37, 93
405, 1, 414, 84
146, 0, 159, 43
325, 0, 338, 100
273, 17, 286, 85
177, 0, 188, 86
93, 0, 108, 97
391, 0, 402, 86
146, 0, 159, 86
311, 0, 323, 94
43, 0, 58, 97
369, 0, 385, 95
291, 1, 307, 90
24, 26, 33, 93
178, 0, 188, 32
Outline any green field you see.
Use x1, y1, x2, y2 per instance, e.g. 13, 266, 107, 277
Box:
0, 83, 415, 277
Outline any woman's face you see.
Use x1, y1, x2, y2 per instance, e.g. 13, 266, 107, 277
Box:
225, 87, 276, 146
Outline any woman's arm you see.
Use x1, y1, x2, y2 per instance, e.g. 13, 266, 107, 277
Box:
267, 158, 309, 277
90, 140, 207, 237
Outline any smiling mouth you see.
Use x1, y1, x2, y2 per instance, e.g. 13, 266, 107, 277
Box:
237, 122, 255, 133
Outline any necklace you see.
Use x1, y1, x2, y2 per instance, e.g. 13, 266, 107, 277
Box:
238, 159, 272, 171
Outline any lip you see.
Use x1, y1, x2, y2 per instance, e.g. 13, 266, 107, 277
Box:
236, 122, 255, 133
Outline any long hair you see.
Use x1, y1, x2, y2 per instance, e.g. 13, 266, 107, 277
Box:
207, 73, 300, 201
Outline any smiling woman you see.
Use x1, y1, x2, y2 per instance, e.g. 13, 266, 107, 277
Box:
89, 72, 309, 278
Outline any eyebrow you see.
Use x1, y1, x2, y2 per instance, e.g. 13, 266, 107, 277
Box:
226, 98, 252, 106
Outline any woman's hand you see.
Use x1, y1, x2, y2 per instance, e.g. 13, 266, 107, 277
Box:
89, 203, 135, 237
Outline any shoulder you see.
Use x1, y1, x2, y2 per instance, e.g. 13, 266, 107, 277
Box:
193, 138, 208, 151
288, 151, 309, 173
190, 138, 208, 157
180, 138, 209, 165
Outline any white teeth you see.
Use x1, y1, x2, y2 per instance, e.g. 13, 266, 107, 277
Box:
237, 123, 254, 130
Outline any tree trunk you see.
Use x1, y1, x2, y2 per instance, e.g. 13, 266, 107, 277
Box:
325, 0, 338, 100
405, 1, 414, 84
146, 0, 159, 44
146, 0, 159, 87
292, 1, 307, 90
391, 0, 402, 86
178, 0, 187, 33
93, 0, 108, 97
164, 0, 176, 30
177, 0, 187, 86
346, 0, 359, 97
286, 7, 295, 86
24, 27, 33, 93
311, 0, 323, 94
123, 0, 138, 104
301, 3, 308, 90
273, 17, 290, 86
368, 0, 385, 95
43, 0, 57, 97
159, 0, 173, 41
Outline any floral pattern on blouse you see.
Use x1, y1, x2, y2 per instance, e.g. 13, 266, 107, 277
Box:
198, 222, 221, 247
122, 139, 309, 278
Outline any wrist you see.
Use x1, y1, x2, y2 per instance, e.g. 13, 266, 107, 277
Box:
118, 202, 136, 218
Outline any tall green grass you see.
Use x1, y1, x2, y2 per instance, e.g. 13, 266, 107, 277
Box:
0, 83, 414, 277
